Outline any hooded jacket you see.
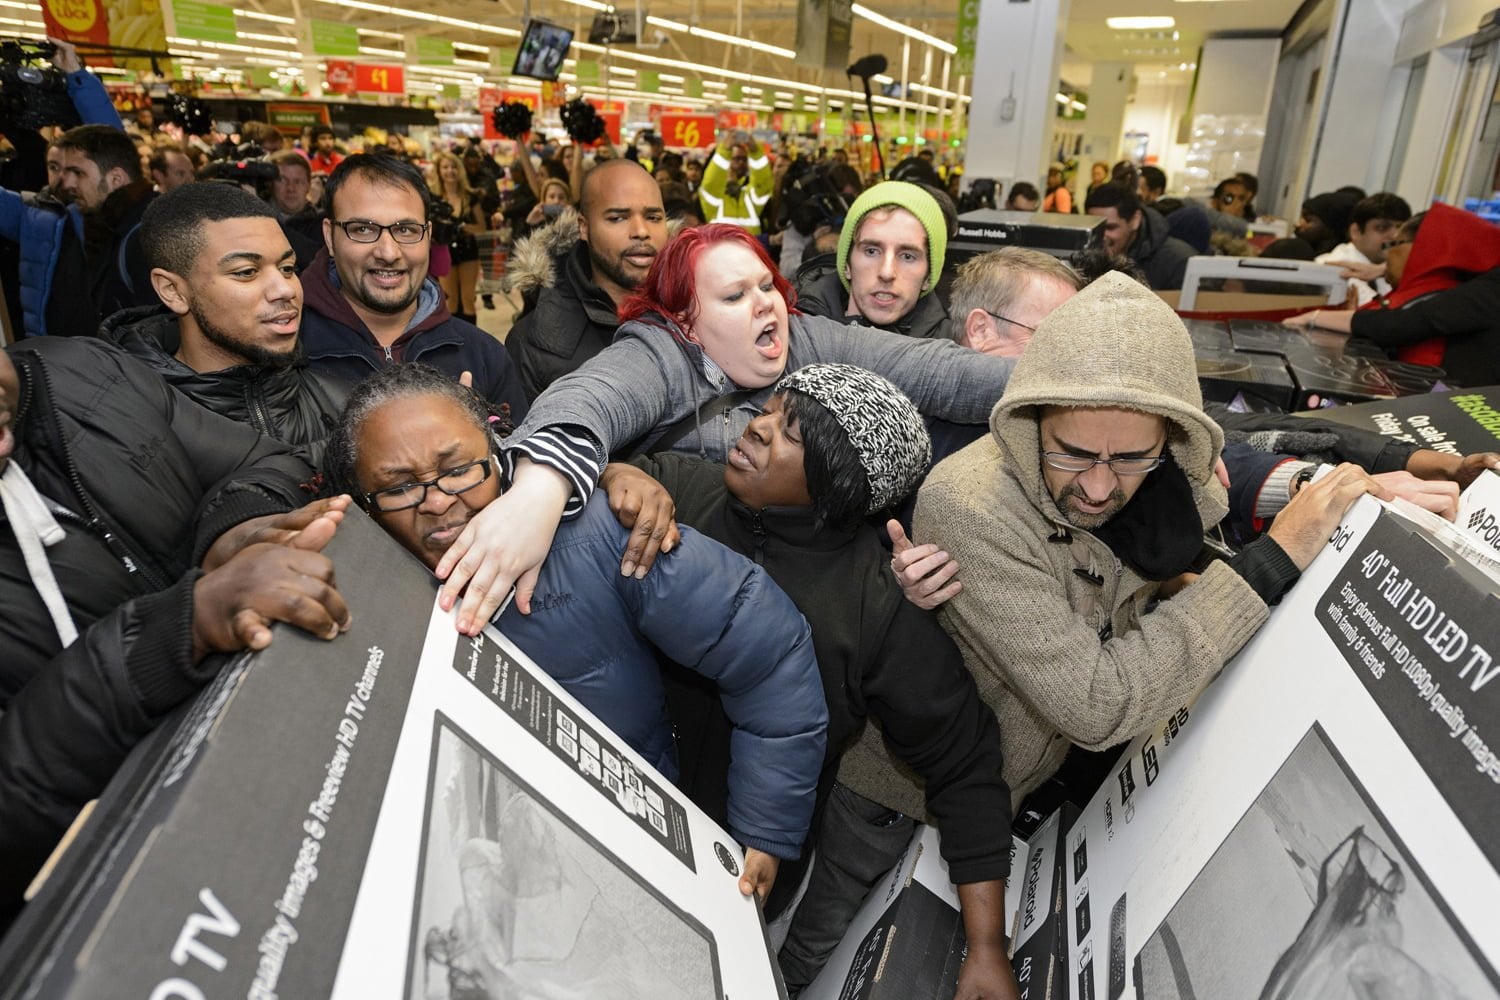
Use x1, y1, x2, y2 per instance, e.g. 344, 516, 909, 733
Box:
504, 208, 627, 400
298, 249, 528, 423
1126, 205, 1196, 291
100, 305, 348, 462
0, 337, 316, 915
1351, 202, 1500, 380
793, 252, 952, 341
914, 272, 1273, 802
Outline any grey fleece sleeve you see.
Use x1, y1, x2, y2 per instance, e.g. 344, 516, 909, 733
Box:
795, 312, 1013, 422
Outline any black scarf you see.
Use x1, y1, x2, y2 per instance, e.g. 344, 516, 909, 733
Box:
1090, 455, 1205, 581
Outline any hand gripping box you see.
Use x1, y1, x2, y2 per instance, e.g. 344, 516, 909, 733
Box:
802, 825, 1032, 1000
0, 511, 785, 1000
1062, 495, 1500, 1000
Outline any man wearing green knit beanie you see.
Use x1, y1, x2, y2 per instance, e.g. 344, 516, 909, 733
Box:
794, 180, 952, 339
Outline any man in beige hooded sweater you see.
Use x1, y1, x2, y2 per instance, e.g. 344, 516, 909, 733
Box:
912, 271, 1390, 804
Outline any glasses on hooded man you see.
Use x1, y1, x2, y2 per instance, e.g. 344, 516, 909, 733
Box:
362, 458, 493, 512
1042, 452, 1165, 476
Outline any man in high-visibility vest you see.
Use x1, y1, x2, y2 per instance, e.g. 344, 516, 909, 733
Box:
698, 131, 773, 234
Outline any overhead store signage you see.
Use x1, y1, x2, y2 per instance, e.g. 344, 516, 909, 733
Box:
324, 59, 355, 94
490, 47, 516, 74
955, 0, 979, 76
310, 18, 359, 57
686, 78, 703, 99
575, 59, 601, 86
794, 0, 852, 71
41, 0, 108, 62
639, 70, 660, 93
500, 89, 540, 108
171, 0, 236, 44
715, 109, 757, 132
325, 59, 356, 95
354, 63, 405, 94
478, 85, 502, 140
266, 102, 330, 131
661, 113, 715, 148
413, 35, 452, 65
597, 109, 622, 145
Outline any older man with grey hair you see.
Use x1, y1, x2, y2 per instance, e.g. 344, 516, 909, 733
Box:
947, 247, 1082, 357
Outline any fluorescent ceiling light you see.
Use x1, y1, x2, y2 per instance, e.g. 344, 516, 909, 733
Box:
1107, 16, 1176, 29
851, 4, 957, 54
168, 36, 304, 58
237, 9, 295, 24
237, 31, 299, 46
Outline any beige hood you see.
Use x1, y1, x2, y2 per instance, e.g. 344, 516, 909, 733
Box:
989, 270, 1227, 528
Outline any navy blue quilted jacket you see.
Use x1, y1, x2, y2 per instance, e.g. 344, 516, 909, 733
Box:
497, 497, 827, 859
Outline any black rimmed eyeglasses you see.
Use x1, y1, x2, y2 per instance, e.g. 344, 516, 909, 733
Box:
986, 311, 1036, 332
329, 219, 431, 244
362, 458, 493, 512
1042, 452, 1165, 476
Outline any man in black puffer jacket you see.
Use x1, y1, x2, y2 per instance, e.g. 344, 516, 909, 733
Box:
100, 183, 348, 462
504, 161, 670, 400
0, 337, 351, 927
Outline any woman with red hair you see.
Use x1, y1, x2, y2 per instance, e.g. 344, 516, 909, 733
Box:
1286, 202, 1500, 382
428, 222, 1014, 635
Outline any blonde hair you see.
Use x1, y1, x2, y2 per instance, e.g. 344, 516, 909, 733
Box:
428, 151, 473, 200
540, 178, 571, 204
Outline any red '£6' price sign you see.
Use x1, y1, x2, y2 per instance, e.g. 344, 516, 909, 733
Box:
661, 113, 716, 149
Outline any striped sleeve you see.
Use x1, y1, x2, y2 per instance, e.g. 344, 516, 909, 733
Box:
501, 425, 606, 518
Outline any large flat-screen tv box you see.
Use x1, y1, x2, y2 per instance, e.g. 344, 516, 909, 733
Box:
0, 511, 786, 999
948, 210, 1103, 265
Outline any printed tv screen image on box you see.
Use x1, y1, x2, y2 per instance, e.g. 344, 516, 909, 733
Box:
407, 715, 721, 1000
1133, 724, 1497, 1000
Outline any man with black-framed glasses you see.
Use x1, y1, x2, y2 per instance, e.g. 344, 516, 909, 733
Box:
908, 272, 1386, 803
299, 154, 528, 425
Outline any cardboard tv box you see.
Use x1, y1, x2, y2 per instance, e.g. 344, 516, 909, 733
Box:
0, 511, 786, 1000
1303, 385, 1500, 456
1063, 495, 1500, 1000
1010, 805, 1074, 1000
802, 823, 1041, 1000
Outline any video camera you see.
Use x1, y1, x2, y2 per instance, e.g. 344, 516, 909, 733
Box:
200, 143, 280, 194
0, 38, 79, 133
427, 195, 458, 246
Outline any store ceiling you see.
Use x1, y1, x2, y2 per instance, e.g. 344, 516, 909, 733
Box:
15, 0, 1308, 104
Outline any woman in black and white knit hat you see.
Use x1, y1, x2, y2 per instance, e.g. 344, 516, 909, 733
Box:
605, 361, 1017, 997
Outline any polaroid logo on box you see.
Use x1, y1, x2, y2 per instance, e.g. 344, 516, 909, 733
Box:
1464, 507, 1500, 552
714, 842, 739, 877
